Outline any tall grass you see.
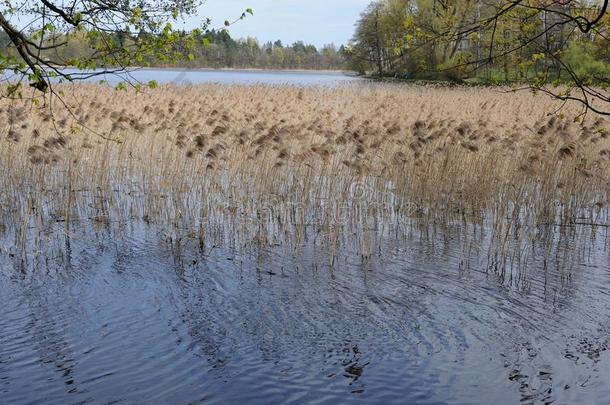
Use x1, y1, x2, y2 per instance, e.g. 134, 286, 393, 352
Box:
1, 83, 608, 280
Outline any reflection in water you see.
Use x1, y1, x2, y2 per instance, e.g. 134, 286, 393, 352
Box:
1, 221, 609, 404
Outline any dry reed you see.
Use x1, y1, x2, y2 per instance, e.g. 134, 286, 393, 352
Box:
0, 83, 608, 280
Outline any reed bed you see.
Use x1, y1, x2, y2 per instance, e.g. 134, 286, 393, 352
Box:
0, 83, 609, 281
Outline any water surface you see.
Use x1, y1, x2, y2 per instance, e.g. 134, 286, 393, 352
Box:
1, 223, 609, 404
3, 68, 362, 87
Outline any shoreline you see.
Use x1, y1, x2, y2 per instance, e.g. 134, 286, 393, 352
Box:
47, 65, 356, 75
141, 66, 354, 75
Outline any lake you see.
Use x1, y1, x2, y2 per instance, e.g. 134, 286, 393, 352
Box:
1, 222, 609, 404
3, 68, 364, 87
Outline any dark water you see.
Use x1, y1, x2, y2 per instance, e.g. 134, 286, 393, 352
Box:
1, 223, 610, 404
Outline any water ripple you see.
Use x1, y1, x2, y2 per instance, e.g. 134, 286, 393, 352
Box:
1, 223, 609, 403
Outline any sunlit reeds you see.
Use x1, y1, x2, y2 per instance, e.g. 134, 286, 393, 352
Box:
0, 83, 608, 281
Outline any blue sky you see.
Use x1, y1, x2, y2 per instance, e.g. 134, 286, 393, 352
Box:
186, 0, 372, 47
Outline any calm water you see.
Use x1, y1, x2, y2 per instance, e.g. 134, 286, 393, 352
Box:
3, 68, 362, 86
1, 222, 609, 404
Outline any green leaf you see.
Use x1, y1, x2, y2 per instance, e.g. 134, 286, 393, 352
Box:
132, 7, 142, 22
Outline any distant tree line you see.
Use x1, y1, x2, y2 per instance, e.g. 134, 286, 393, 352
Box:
0, 28, 348, 72
176, 30, 347, 70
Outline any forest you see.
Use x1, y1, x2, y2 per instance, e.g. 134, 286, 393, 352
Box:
346, 0, 610, 84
